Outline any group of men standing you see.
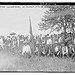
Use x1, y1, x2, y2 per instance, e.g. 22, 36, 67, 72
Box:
0, 17, 75, 59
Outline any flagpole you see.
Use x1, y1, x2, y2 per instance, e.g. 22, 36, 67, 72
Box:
29, 16, 35, 56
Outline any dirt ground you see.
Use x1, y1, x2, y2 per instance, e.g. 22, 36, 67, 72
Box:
0, 51, 75, 72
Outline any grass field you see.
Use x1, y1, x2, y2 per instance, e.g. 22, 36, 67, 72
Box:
0, 50, 75, 72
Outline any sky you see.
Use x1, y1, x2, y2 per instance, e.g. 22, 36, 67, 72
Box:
0, 5, 60, 37
0, 5, 50, 37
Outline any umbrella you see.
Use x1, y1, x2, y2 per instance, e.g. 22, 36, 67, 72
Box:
10, 32, 16, 35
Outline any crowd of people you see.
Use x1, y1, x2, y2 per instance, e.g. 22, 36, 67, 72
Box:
0, 32, 75, 59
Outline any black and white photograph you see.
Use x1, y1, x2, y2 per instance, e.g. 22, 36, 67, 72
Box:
0, 2, 75, 72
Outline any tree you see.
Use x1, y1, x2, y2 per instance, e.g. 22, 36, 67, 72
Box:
38, 5, 75, 46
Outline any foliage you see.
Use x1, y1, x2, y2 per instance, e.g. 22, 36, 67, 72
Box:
39, 5, 75, 33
